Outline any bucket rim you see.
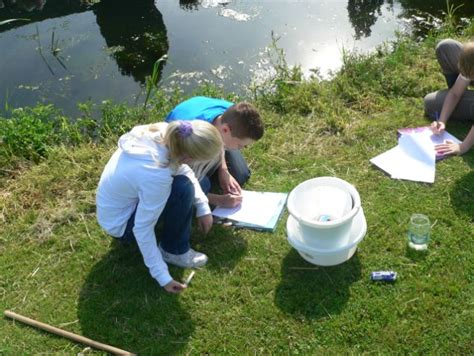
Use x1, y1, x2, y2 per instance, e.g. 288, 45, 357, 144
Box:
287, 176, 361, 228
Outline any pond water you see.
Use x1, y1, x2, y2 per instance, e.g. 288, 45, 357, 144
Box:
0, 0, 473, 116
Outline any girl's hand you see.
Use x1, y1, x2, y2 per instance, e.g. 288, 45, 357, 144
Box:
164, 280, 187, 294
431, 121, 445, 135
435, 140, 461, 156
197, 214, 213, 235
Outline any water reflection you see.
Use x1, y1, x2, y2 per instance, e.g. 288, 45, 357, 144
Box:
347, 0, 393, 39
1, 0, 473, 116
0, 0, 88, 24
398, 0, 474, 15
179, 0, 230, 11
397, 0, 474, 36
0, 0, 168, 85
179, 0, 199, 12
0, 0, 46, 12
92, 0, 168, 83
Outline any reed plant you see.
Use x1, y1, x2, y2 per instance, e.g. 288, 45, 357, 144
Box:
143, 55, 168, 109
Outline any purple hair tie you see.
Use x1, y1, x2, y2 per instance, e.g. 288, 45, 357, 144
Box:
177, 121, 193, 138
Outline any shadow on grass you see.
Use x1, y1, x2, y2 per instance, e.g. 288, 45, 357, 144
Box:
274, 249, 361, 320
450, 170, 474, 221
196, 225, 248, 271
405, 244, 429, 262
77, 226, 245, 354
77, 242, 193, 354
156, 221, 247, 272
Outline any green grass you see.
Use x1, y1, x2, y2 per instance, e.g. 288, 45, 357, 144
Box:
1, 23, 473, 354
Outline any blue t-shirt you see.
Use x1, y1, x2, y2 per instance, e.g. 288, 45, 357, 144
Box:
165, 96, 234, 123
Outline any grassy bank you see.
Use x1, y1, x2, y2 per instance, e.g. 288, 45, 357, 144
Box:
1, 21, 473, 354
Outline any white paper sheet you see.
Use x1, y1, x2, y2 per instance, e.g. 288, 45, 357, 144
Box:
212, 190, 288, 229
398, 126, 461, 160
370, 127, 460, 183
390, 134, 435, 183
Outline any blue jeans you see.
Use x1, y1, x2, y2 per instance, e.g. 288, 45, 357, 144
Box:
121, 175, 211, 254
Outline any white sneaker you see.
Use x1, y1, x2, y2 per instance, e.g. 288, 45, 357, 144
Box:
159, 245, 208, 268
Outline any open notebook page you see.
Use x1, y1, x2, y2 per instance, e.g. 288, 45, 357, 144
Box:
390, 133, 435, 183
370, 130, 436, 183
398, 126, 461, 160
212, 190, 287, 227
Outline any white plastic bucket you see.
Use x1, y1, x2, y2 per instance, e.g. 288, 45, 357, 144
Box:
286, 207, 367, 266
286, 177, 361, 250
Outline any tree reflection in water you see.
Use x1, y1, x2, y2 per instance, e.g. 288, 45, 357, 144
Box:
0, 0, 46, 12
1, 0, 473, 115
347, 0, 392, 39
93, 0, 168, 84
0, 0, 169, 85
179, 0, 200, 12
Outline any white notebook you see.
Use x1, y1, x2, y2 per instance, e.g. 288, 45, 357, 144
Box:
212, 190, 288, 232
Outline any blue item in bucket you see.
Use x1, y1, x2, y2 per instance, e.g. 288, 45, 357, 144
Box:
317, 214, 332, 222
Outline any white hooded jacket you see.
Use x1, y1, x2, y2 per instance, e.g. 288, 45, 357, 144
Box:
96, 122, 211, 287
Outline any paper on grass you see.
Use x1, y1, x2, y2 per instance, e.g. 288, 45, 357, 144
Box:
397, 126, 462, 160
212, 190, 288, 231
370, 147, 434, 183
391, 134, 435, 183
369, 126, 460, 183
370, 134, 435, 183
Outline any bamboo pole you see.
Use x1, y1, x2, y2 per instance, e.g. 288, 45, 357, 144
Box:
4, 310, 134, 355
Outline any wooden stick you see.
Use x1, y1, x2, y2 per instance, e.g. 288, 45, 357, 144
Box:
184, 271, 195, 286
4, 310, 134, 355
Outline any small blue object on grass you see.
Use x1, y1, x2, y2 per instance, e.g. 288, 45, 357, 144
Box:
371, 271, 397, 282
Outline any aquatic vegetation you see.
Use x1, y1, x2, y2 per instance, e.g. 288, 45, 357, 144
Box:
443, 0, 464, 33
143, 55, 168, 109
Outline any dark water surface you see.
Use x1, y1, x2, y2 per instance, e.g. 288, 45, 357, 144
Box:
0, 0, 473, 115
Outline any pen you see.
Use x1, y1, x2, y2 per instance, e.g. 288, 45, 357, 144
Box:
435, 111, 440, 129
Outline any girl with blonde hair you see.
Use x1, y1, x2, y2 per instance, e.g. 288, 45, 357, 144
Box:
96, 120, 223, 293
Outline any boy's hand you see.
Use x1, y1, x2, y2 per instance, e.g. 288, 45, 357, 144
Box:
218, 193, 243, 208
218, 168, 241, 195
197, 214, 213, 235
431, 121, 445, 135
164, 280, 187, 294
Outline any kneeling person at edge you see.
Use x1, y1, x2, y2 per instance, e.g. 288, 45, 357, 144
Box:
96, 121, 223, 294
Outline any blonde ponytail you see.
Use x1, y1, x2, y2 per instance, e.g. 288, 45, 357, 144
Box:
165, 121, 223, 178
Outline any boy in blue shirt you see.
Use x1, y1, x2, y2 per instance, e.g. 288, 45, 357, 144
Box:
166, 96, 264, 208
